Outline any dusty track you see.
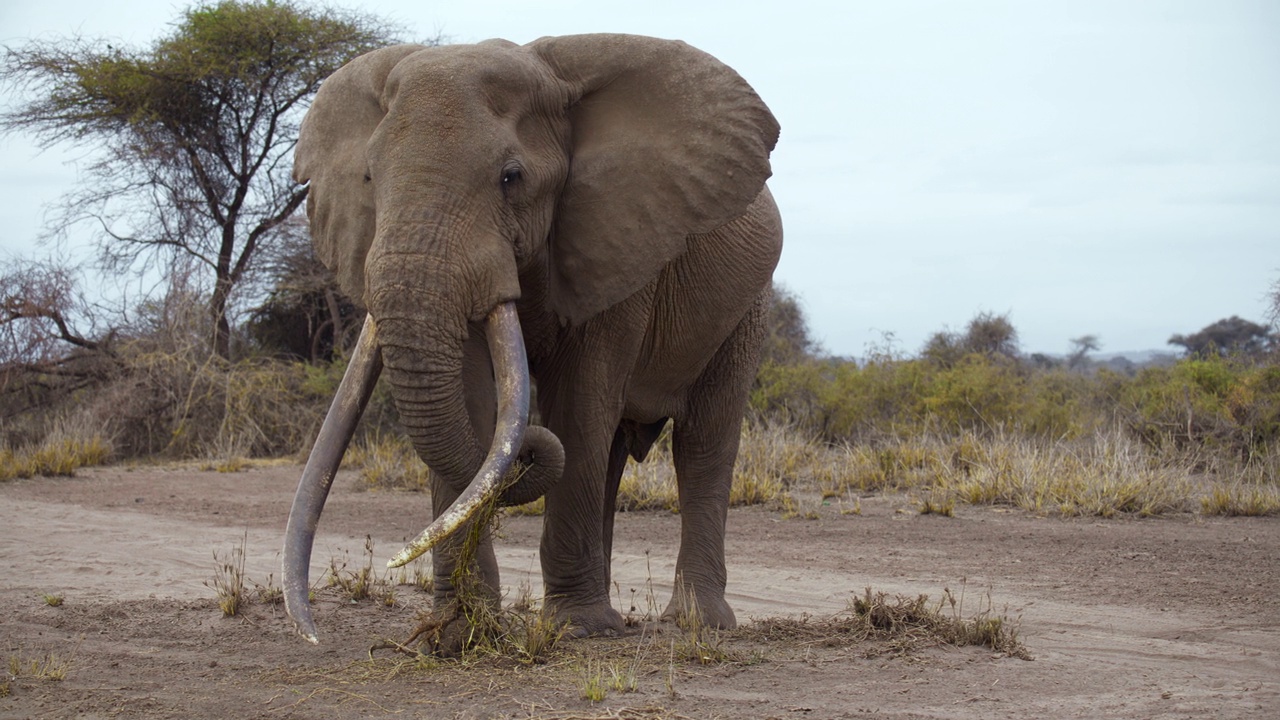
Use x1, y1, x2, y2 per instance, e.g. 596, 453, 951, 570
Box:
1, 465, 1276, 718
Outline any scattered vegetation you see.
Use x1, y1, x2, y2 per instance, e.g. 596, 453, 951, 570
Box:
747, 586, 1029, 660
205, 535, 250, 617
272, 582, 1025, 709
747, 305, 1280, 517
6, 648, 74, 687
327, 536, 399, 607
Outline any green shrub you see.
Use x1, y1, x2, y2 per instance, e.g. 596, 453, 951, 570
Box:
1113, 355, 1280, 458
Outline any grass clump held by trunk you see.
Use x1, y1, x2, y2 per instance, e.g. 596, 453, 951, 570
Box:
390, 469, 568, 663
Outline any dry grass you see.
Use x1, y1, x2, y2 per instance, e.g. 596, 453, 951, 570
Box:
610, 422, 809, 514
746, 586, 1029, 660
6, 649, 73, 683
502, 420, 1280, 521
346, 433, 431, 491
327, 535, 400, 606
0, 415, 112, 481
204, 534, 249, 617
1200, 482, 1280, 516
274, 582, 1026, 715
809, 427, 1278, 518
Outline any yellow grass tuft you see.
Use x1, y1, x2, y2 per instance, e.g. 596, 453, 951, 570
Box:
0, 433, 112, 481
346, 433, 431, 491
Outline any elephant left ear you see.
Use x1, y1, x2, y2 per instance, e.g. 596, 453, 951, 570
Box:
529, 34, 779, 325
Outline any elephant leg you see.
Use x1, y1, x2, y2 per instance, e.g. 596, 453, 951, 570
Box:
601, 426, 630, 580
538, 413, 627, 636
422, 328, 501, 650
663, 291, 770, 630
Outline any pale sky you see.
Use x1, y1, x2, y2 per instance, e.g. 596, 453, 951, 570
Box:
2, 1, 1277, 357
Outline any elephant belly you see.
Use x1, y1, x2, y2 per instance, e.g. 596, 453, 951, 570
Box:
623, 189, 782, 424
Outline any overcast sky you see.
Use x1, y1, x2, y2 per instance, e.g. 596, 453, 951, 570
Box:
2, 1, 1277, 357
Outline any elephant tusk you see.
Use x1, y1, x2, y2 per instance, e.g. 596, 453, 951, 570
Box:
282, 316, 383, 644
387, 302, 530, 568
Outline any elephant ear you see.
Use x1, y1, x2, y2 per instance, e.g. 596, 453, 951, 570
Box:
530, 34, 780, 325
293, 44, 427, 306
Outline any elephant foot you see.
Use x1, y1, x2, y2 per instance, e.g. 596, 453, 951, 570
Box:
545, 598, 626, 639
398, 599, 502, 658
661, 588, 737, 631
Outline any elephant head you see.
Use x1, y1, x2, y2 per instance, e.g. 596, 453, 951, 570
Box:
281, 34, 779, 642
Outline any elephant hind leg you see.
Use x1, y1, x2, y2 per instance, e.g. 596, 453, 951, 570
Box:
664, 289, 770, 630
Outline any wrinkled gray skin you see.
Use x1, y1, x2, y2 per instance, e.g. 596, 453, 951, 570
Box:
287, 34, 782, 647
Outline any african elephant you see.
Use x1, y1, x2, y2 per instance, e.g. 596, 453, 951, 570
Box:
281, 34, 782, 647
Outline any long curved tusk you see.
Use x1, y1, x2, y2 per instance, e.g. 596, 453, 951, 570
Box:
387, 302, 529, 568
282, 316, 382, 644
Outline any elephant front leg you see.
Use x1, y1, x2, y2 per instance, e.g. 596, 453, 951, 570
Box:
409, 474, 502, 656
538, 421, 627, 638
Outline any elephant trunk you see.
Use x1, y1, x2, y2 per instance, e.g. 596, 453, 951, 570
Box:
366, 247, 563, 569
386, 302, 530, 566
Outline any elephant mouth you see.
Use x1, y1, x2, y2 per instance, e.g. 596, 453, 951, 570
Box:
280, 302, 539, 644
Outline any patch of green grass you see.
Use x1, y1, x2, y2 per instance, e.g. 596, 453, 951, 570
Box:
579, 660, 609, 702
42, 593, 64, 607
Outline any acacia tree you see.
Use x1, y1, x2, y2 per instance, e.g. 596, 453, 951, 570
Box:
1, 1, 397, 358
1168, 316, 1274, 357
1067, 334, 1101, 370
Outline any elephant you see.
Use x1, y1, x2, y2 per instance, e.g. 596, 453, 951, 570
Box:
281, 33, 782, 649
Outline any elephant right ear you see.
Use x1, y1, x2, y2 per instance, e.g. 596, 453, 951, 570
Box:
293, 45, 426, 307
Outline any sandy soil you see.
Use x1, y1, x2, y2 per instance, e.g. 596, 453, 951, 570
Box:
1, 464, 1277, 719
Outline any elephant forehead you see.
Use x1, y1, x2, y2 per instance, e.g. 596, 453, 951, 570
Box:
386, 45, 562, 118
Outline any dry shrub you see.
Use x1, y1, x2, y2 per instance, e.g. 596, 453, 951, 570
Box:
205, 537, 249, 617
96, 347, 327, 459
346, 432, 430, 491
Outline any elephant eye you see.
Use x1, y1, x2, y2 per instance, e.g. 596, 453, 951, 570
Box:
501, 168, 523, 186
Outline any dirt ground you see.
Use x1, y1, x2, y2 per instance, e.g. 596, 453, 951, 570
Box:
1, 464, 1277, 719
